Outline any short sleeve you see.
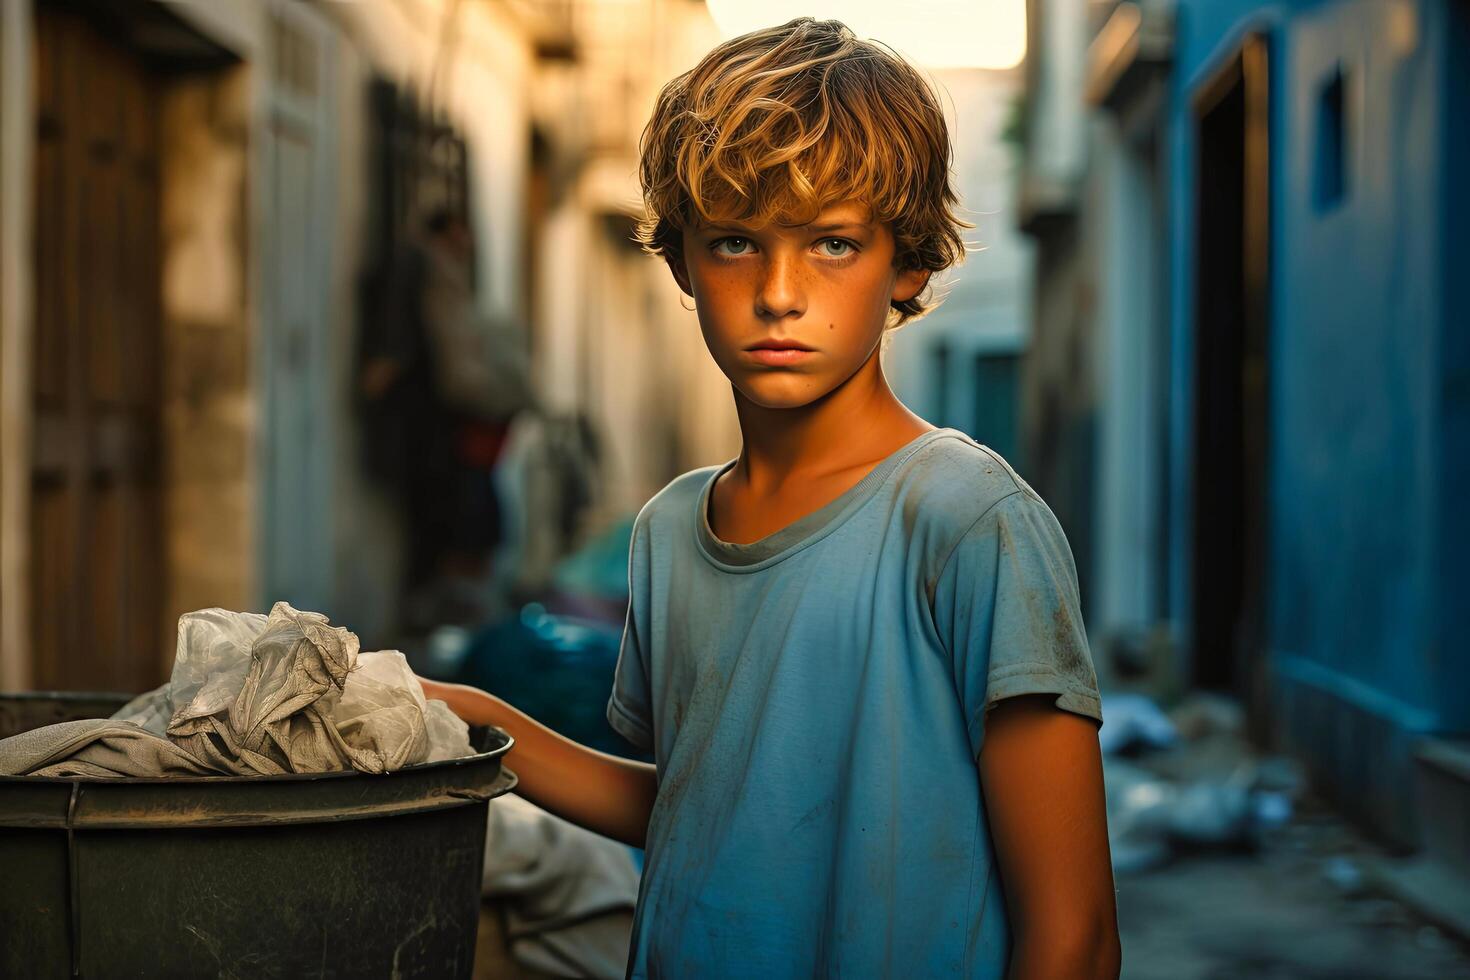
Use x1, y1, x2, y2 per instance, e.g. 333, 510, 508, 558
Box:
607, 515, 655, 752
931, 490, 1103, 758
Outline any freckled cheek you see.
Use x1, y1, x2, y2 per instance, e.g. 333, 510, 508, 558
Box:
691, 267, 748, 308
812, 278, 889, 341
691, 295, 746, 364
691, 271, 755, 346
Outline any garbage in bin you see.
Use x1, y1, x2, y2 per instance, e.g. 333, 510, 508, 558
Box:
0, 603, 472, 778
0, 603, 517, 978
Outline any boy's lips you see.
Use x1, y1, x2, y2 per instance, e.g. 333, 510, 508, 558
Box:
744, 337, 817, 366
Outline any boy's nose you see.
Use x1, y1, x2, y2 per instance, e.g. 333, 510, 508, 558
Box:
754, 254, 805, 320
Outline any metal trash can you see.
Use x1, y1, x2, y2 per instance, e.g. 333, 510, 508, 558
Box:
0, 692, 516, 979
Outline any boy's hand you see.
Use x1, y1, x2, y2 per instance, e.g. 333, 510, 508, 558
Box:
416, 675, 659, 849
980, 694, 1121, 980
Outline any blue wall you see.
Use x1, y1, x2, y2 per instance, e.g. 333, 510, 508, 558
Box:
1162, 0, 1467, 839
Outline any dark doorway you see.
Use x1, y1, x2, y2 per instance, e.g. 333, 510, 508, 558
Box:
1190, 36, 1271, 703
30, 6, 164, 691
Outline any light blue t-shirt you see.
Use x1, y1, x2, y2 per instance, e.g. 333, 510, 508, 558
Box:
606, 428, 1103, 978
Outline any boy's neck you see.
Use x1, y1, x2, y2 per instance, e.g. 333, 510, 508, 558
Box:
730, 349, 933, 491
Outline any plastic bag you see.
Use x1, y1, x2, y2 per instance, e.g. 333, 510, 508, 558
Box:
109, 603, 473, 775
336, 649, 472, 770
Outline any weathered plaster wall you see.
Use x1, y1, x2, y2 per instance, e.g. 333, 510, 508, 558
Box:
158, 67, 257, 635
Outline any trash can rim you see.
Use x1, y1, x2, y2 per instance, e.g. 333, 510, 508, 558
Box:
0, 729, 513, 785
0, 691, 514, 785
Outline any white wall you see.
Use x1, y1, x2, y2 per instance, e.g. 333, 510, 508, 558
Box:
1089, 116, 1167, 640
529, 0, 739, 522
320, 0, 537, 642
328, 0, 533, 320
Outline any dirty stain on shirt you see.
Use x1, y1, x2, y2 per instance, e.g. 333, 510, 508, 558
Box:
607, 427, 1102, 979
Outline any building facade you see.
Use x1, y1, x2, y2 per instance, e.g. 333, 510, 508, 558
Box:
0, 0, 734, 690
1019, 0, 1469, 880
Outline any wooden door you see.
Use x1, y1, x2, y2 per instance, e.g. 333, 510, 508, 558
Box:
31, 8, 162, 692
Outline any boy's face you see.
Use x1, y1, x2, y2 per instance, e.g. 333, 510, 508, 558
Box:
671, 202, 930, 411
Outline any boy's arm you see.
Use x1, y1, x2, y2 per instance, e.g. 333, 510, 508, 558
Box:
419, 677, 658, 849
979, 694, 1121, 980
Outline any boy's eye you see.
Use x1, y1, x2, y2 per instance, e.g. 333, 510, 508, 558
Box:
817, 238, 855, 258
712, 237, 753, 256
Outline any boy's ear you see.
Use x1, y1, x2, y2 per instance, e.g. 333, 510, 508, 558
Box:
667, 254, 694, 298
892, 267, 931, 304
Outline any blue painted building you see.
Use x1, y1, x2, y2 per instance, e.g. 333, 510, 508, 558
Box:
1018, 0, 1469, 866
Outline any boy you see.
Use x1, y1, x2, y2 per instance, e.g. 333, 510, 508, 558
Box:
422, 17, 1120, 978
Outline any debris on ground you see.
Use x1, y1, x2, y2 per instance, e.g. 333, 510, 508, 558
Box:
1102, 689, 1470, 977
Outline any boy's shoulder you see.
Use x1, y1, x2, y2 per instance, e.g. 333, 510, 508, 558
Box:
892, 432, 1066, 599
632, 464, 722, 534
893, 429, 1043, 532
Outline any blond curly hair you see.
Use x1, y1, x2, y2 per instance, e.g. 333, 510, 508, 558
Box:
636, 17, 969, 325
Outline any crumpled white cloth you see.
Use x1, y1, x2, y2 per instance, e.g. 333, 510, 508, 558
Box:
0, 602, 472, 777
484, 794, 640, 979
